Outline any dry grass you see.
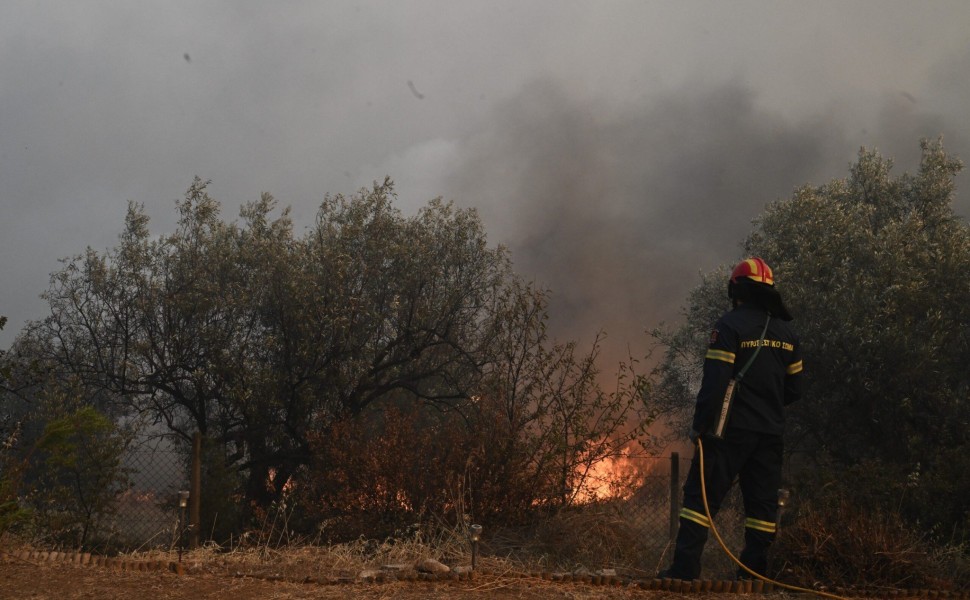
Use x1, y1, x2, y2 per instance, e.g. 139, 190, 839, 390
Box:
7, 489, 966, 595
100, 519, 506, 582
771, 497, 963, 591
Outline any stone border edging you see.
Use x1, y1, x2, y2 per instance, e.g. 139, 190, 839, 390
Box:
0, 549, 184, 575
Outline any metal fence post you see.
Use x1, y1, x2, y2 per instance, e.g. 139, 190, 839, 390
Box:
669, 452, 680, 543
189, 432, 202, 549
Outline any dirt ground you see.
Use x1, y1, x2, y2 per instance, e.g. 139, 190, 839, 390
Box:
0, 557, 773, 600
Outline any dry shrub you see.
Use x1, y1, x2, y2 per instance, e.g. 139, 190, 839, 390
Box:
928, 544, 970, 590
295, 403, 473, 541
772, 495, 944, 590
481, 500, 650, 575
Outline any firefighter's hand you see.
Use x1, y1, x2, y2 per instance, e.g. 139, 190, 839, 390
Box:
688, 428, 700, 443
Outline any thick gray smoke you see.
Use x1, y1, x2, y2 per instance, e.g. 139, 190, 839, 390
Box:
444, 78, 966, 364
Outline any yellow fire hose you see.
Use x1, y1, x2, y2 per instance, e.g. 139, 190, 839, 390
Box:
696, 436, 848, 600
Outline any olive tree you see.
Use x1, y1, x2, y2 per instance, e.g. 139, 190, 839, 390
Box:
232, 179, 516, 506
650, 139, 970, 540
750, 141, 969, 466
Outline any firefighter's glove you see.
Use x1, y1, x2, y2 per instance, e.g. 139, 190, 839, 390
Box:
688, 428, 700, 444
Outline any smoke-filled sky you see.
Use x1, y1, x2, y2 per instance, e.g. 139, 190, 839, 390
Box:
3, 1, 970, 361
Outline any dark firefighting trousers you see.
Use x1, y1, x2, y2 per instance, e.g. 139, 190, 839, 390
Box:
666, 429, 783, 581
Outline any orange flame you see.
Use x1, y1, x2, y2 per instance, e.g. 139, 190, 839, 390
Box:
573, 441, 651, 503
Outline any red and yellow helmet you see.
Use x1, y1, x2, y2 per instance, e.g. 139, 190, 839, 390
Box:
728, 257, 793, 320
730, 257, 774, 286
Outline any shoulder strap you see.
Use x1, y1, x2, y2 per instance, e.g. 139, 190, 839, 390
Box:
735, 314, 771, 381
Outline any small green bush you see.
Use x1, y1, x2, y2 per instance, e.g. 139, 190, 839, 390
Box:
31, 406, 131, 549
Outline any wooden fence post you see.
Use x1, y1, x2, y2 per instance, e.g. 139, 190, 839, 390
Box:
189, 432, 202, 549
669, 452, 680, 543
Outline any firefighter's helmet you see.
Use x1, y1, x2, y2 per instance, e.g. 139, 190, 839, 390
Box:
730, 257, 774, 286
728, 257, 793, 321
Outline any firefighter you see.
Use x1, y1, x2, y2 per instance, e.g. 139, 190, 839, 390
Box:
659, 257, 803, 581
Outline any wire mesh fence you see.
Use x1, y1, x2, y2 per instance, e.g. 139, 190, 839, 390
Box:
548, 452, 744, 573
106, 439, 747, 576
106, 434, 190, 552
621, 451, 746, 576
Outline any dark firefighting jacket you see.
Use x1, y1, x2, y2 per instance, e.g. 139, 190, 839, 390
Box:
692, 303, 803, 436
